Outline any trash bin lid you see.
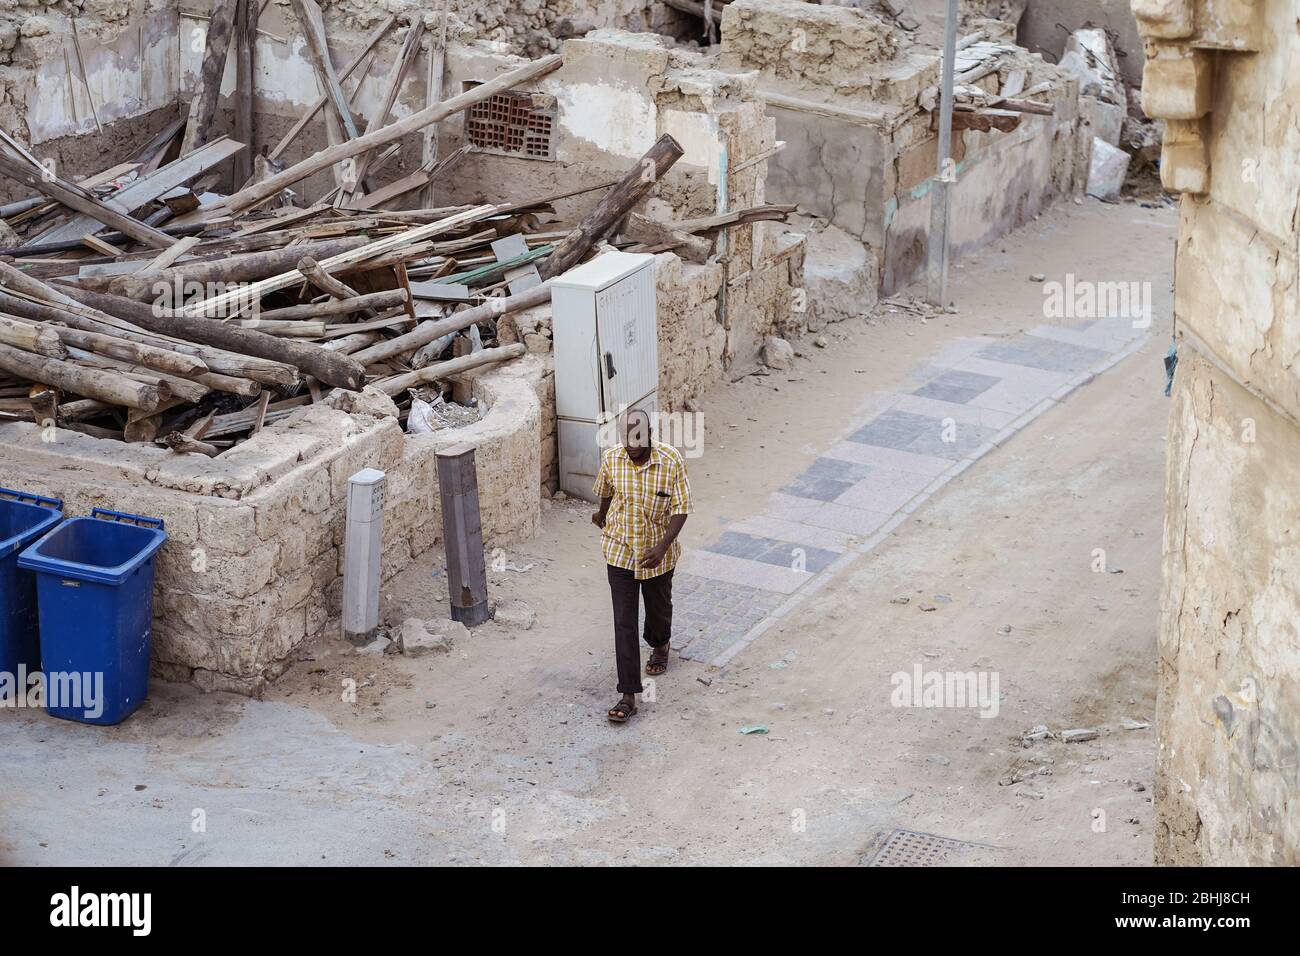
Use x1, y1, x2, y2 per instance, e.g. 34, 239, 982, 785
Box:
0, 488, 64, 560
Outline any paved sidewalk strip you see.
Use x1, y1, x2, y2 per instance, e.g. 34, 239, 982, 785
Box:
671, 317, 1148, 666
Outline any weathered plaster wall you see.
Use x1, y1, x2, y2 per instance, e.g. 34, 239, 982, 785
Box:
1136, 0, 1300, 864
724, 0, 1084, 294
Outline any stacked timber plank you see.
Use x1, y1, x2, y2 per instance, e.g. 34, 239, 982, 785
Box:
0, 14, 794, 455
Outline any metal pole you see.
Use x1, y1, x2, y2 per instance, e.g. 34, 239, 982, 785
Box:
926, 0, 959, 307
436, 443, 490, 627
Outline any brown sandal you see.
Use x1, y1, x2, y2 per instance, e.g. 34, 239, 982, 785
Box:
608, 698, 637, 722
645, 646, 670, 676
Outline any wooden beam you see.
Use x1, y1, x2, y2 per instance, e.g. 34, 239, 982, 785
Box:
290, 0, 362, 146
350, 281, 551, 368
376, 343, 525, 396
341, 19, 426, 203
53, 284, 366, 391
0, 315, 68, 358
267, 15, 396, 162
26, 137, 243, 247
421, 1, 450, 208
539, 134, 685, 279
215, 54, 563, 215
180, 0, 239, 155
0, 342, 167, 411
181, 205, 493, 317
234, 0, 258, 186
0, 151, 175, 249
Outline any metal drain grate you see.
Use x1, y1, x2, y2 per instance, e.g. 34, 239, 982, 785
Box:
862, 828, 1000, 867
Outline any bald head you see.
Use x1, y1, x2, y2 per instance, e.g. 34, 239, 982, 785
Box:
622, 408, 652, 461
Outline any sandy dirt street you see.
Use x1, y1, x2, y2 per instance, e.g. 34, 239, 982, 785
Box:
0, 197, 1175, 866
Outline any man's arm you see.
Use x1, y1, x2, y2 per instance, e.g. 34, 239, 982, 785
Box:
639, 512, 687, 567
592, 496, 612, 529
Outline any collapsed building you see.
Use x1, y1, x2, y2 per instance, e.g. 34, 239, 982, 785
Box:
0, 0, 1121, 695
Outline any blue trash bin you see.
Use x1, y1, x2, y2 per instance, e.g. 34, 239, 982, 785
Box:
0, 488, 63, 681
18, 508, 166, 725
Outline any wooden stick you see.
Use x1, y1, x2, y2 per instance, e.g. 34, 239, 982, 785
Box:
70, 19, 103, 135
216, 54, 563, 215
350, 281, 551, 367
539, 134, 685, 279
0, 342, 167, 410
259, 288, 404, 321
56, 284, 365, 390
375, 343, 525, 396
161, 431, 220, 456
180, 0, 240, 155
181, 205, 492, 317
250, 389, 272, 434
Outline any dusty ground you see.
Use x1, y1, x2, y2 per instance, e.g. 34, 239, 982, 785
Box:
0, 196, 1175, 866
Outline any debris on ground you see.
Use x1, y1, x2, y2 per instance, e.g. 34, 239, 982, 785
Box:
493, 600, 536, 630
761, 336, 795, 370
396, 617, 465, 656
1060, 728, 1101, 743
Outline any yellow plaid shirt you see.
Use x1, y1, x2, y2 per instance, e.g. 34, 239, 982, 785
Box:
593, 440, 693, 579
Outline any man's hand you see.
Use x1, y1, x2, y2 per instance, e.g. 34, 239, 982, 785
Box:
639, 542, 669, 569
591, 511, 605, 529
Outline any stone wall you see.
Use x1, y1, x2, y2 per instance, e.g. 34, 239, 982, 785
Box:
1135, 0, 1300, 865
721, 0, 1086, 295
0, 364, 542, 695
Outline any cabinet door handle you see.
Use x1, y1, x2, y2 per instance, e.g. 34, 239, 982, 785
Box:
604, 352, 617, 379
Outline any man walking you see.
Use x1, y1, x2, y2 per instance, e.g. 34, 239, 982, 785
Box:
591, 408, 692, 723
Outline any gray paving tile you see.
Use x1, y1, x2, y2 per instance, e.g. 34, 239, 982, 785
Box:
976, 335, 1110, 374
847, 409, 938, 451
781, 456, 873, 502
913, 369, 1001, 404
703, 531, 840, 573
848, 409, 995, 460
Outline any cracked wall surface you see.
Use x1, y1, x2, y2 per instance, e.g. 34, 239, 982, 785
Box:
1140, 0, 1300, 865
722, 0, 1085, 294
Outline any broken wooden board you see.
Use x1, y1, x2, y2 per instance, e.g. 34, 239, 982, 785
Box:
26, 137, 245, 247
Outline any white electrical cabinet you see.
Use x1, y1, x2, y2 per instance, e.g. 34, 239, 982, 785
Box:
552, 251, 658, 502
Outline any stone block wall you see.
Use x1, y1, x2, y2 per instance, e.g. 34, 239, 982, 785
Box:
722, 0, 1087, 294
0, 365, 542, 695
1135, 0, 1300, 865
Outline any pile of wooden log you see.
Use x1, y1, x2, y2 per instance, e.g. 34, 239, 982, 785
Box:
0, 8, 794, 455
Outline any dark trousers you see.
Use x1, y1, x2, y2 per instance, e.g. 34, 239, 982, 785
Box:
607, 564, 674, 695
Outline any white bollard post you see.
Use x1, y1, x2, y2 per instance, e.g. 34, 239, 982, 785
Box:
343, 468, 386, 645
